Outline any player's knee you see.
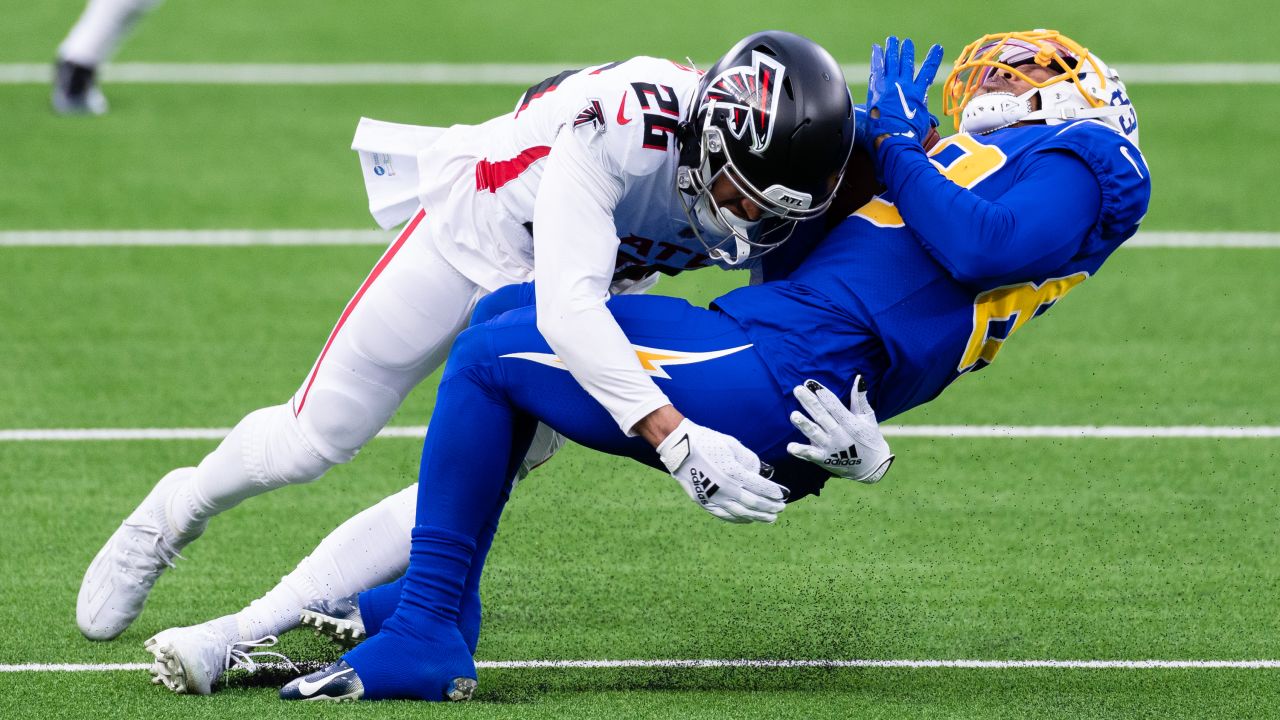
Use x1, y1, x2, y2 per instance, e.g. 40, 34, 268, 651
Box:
239, 405, 335, 488
294, 385, 396, 465
440, 324, 500, 384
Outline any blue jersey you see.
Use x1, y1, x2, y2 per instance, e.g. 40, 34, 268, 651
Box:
714, 120, 1152, 420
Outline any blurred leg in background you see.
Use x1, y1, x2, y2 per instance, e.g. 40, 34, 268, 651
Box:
53, 0, 163, 115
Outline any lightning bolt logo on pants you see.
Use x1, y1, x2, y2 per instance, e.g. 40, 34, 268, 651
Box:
501, 344, 752, 379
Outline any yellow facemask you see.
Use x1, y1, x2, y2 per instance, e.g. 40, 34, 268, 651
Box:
941, 29, 1109, 132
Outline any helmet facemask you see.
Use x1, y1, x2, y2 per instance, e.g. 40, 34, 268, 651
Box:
942, 30, 1140, 144
673, 34, 853, 266
677, 107, 840, 266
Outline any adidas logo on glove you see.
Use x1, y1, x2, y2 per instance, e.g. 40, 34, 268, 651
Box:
824, 447, 862, 468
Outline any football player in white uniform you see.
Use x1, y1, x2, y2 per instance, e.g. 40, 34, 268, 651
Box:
53, 0, 162, 114
79, 30, 858, 660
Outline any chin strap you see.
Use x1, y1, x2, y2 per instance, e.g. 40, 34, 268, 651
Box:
708, 237, 752, 266
962, 88, 1128, 135
1022, 104, 1128, 123
679, 163, 759, 266
959, 89, 1036, 134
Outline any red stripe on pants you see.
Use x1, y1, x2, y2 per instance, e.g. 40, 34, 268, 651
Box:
294, 208, 427, 416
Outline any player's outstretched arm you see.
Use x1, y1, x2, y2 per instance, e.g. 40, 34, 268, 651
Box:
879, 139, 1102, 284
786, 376, 894, 484
866, 36, 1107, 285
532, 126, 786, 524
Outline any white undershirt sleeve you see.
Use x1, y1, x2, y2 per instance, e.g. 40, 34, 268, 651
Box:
533, 126, 672, 436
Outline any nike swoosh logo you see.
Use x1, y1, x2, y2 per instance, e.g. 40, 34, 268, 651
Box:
895, 83, 917, 120
616, 93, 632, 125
297, 668, 353, 697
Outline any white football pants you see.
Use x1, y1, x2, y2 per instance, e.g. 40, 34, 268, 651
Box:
171, 211, 493, 536
171, 206, 570, 638
58, 0, 162, 67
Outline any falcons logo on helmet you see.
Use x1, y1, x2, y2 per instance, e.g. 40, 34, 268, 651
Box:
701, 51, 786, 156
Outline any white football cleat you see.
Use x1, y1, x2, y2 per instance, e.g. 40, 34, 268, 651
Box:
77, 468, 204, 640
146, 620, 294, 695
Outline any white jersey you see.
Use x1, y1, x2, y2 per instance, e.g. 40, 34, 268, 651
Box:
354, 57, 722, 435
421, 57, 708, 287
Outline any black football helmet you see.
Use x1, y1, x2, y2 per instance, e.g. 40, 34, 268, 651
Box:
677, 30, 855, 264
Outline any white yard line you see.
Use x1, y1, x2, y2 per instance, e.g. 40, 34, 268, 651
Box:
1125, 232, 1280, 248
2, 230, 1279, 248
484, 658, 1280, 669
3, 426, 1279, 442
0, 230, 388, 246
3, 62, 1280, 85
0, 663, 151, 672
2, 659, 1278, 673
0, 427, 419, 441
884, 426, 1280, 438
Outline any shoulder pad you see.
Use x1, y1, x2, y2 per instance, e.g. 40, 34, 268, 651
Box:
570, 58, 697, 177
1037, 120, 1152, 249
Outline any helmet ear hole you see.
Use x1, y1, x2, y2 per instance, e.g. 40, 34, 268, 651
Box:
789, 118, 811, 141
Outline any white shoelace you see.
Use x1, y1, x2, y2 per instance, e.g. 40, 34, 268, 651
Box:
225, 636, 298, 674
120, 520, 187, 578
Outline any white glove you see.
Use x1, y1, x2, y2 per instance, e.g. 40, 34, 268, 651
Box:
786, 376, 894, 484
656, 418, 789, 523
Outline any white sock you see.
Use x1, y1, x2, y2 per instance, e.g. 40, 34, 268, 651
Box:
233, 485, 417, 639
207, 614, 241, 642
58, 0, 163, 67
164, 442, 251, 540
165, 474, 213, 539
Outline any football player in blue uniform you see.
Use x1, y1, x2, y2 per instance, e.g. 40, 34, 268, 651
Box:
278, 30, 1150, 702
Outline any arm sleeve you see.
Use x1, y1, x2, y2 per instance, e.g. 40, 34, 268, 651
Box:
878, 135, 1102, 285
533, 125, 672, 436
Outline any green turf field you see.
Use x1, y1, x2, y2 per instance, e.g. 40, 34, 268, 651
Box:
2, 1, 1278, 717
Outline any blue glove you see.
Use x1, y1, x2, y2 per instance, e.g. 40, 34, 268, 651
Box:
867, 37, 944, 145
855, 104, 940, 155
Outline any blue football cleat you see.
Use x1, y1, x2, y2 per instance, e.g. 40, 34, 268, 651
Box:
280, 658, 477, 702
446, 676, 478, 701
280, 660, 365, 702
300, 594, 365, 648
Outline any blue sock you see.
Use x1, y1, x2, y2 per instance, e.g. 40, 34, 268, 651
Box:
457, 500, 504, 654
356, 577, 404, 638
408, 330, 532, 653
343, 326, 534, 696
342, 526, 477, 701
355, 493, 504, 654
355, 476, 510, 656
